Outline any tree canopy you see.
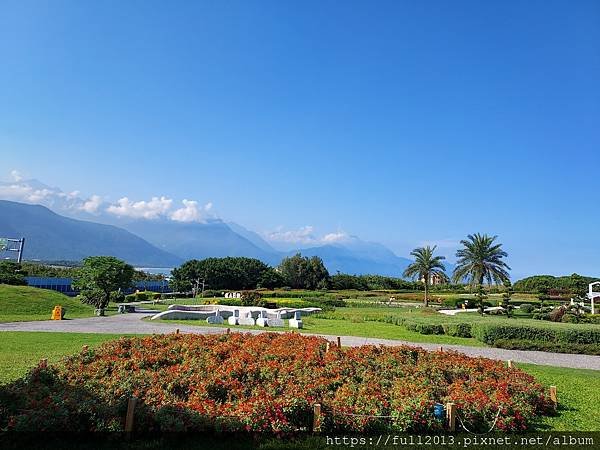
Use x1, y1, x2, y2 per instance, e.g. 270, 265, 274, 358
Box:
452, 233, 510, 286
170, 257, 273, 292
73, 256, 134, 310
403, 246, 448, 306
278, 253, 330, 290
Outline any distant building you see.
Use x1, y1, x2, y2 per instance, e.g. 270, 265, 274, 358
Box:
24, 277, 171, 296
419, 273, 445, 285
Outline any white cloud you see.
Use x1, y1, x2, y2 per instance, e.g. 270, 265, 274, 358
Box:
0, 182, 51, 203
106, 196, 173, 219
265, 226, 352, 247
10, 170, 23, 182
79, 195, 103, 214
265, 226, 316, 245
1, 171, 215, 223
322, 231, 351, 243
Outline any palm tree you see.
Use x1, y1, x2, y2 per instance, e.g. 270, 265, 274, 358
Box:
452, 233, 510, 312
403, 246, 448, 307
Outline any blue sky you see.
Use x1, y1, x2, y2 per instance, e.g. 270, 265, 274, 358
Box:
1, 0, 599, 279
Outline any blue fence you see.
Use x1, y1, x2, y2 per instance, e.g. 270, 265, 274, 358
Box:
24, 277, 171, 297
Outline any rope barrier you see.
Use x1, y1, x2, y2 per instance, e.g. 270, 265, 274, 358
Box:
456, 408, 502, 435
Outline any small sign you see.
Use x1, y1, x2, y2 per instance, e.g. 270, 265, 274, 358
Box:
51, 305, 63, 320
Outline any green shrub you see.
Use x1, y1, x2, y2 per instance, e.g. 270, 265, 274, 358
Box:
582, 314, 600, 325
472, 323, 600, 346
134, 292, 149, 301
402, 320, 444, 335
240, 291, 265, 307
492, 339, 600, 355
443, 323, 473, 338
520, 304, 534, 313
441, 297, 464, 308
110, 291, 126, 303
561, 313, 579, 324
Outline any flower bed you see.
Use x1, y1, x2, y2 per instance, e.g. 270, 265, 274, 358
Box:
0, 333, 552, 433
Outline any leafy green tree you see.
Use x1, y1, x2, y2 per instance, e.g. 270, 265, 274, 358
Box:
501, 279, 514, 317
257, 268, 286, 289
171, 257, 271, 291
452, 233, 510, 314
0, 261, 27, 285
402, 246, 448, 307
73, 256, 134, 313
278, 253, 330, 290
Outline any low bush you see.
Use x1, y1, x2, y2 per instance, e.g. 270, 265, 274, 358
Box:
441, 297, 464, 308
443, 323, 473, 338
472, 323, 600, 346
492, 339, 600, 355
520, 304, 535, 313
240, 291, 265, 307
0, 334, 552, 433
403, 321, 445, 335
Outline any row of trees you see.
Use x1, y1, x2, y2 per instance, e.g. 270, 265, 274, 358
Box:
1, 232, 515, 314
513, 273, 598, 296
170, 254, 331, 292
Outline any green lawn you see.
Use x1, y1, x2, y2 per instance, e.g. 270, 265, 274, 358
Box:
0, 284, 98, 322
155, 304, 600, 347
0, 331, 128, 383
519, 362, 600, 431
0, 331, 598, 432
161, 315, 483, 346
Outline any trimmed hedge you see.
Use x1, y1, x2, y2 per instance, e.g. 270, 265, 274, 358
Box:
442, 323, 473, 338
472, 323, 600, 346
492, 339, 600, 355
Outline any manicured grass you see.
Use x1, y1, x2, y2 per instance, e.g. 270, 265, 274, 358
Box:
157, 311, 483, 347
0, 331, 131, 384
0, 331, 598, 432
519, 363, 600, 431
0, 284, 97, 322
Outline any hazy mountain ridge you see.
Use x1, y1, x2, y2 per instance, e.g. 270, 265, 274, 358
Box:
0, 199, 447, 278
0, 200, 182, 266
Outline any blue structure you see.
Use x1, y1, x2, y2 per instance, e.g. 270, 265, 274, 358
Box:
24, 277, 171, 297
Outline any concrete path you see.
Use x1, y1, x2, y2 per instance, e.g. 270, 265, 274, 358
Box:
1, 313, 599, 370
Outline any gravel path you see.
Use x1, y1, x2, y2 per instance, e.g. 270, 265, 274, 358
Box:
1, 313, 599, 370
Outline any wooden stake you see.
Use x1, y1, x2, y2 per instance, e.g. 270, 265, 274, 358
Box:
446, 402, 456, 432
507, 360, 513, 368
175, 328, 180, 335
337, 336, 341, 348
325, 342, 330, 353
312, 403, 321, 432
125, 397, 138, 433
549, 386, 558, 409
226, 328, 231, 334
439, 346, 443, 352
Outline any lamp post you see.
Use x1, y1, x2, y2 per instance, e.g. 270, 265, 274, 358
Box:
588, 282, 600, 315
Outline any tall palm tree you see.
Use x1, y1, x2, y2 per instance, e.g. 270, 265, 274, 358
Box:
403, 246, 448, 307
452, 234, 510, 312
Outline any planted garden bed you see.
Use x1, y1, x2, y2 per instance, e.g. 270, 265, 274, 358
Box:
0, 333, 553, 433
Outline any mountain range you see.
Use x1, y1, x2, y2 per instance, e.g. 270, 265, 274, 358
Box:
0, 194, 424, 277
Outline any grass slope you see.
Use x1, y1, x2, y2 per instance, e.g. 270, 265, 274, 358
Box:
0, 284, 95, 322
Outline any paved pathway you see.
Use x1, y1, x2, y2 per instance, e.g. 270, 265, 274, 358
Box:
1, 313, 599, 370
